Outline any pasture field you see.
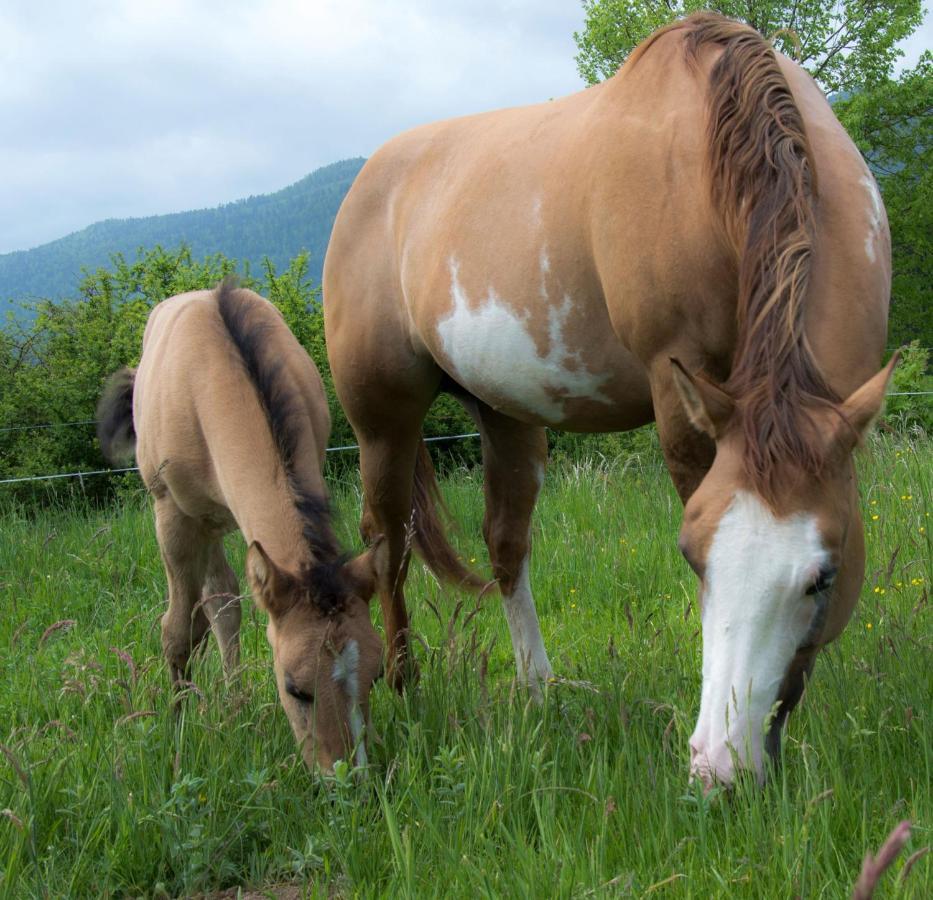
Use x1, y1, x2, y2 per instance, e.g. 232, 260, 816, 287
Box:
0, 435, 930, 898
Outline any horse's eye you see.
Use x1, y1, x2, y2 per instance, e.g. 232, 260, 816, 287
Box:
806, 566, 838, 596
284, 674, 314, 704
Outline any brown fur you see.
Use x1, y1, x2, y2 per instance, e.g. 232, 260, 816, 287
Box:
216, 281, 349, 616
99, 283, 383, 772
324, 13, 893, 769
679, 14, 840, 500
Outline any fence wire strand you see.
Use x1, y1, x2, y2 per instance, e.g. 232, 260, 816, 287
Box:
0, 433, 482, 486
2, 388, 931, 486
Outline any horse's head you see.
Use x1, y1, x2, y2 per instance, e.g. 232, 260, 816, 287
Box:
245, 542, 383, 773
671, 356, 897, 789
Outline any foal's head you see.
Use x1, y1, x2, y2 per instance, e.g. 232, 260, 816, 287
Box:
245, 542, 383, 773
672, 356, 897, 789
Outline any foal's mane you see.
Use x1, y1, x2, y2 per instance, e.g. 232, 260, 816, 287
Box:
634, 14, 839, 498
216, 280, 348, 615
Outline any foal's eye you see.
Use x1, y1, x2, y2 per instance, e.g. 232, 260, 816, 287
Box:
284, 674, 314, 704
806, 566, 838, 596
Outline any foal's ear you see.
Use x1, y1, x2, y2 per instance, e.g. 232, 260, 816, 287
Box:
343, 536, 383, 603
670, 359, 735, 439
832, 353, 899, 453
246, 541, 296, 617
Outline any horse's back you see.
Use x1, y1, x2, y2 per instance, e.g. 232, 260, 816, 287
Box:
135, 287, 329, 522
325, 81, 670, 429
325, 21, 888, 427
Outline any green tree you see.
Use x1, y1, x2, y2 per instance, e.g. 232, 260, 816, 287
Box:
835, 54, 933, 349
0, 245, 480, 502
574, 1, 923, 93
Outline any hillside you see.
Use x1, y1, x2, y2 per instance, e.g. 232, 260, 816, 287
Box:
0, 157, 366, 314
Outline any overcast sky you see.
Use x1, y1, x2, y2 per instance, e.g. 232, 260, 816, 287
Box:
1, 0, 929, 255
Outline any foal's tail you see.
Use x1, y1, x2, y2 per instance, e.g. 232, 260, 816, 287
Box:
411, 442, 488, 592
96, 367, 137, 464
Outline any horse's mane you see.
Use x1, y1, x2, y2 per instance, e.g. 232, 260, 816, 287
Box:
634, 14, 839, 498
216, 279, 349, 615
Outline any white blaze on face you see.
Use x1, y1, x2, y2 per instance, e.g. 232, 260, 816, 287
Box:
438, 258, 611, 423
861, 174, 884, 263
332, 638, 367, 767
689, 492, 827, 786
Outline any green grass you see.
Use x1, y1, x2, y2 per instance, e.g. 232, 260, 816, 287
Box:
1, 435, 930, 898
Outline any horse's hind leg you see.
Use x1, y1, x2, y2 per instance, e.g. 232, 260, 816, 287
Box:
201, 539, 242, 681
471, 402, 553, 694
154, 497, 211, 688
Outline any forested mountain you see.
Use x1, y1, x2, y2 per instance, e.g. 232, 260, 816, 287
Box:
0, 158, 365, 315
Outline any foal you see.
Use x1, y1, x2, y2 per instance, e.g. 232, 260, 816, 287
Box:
98, 282, 382, 771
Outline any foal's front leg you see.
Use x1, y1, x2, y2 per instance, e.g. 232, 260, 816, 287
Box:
154, 498, 211, 689
201, 540, 242, 681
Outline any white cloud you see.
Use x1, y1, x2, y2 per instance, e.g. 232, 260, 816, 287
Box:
1, 1, 928, 254
0, 0, 583, 253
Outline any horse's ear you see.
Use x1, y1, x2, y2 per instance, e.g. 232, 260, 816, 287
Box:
832, 353, 899, 453
670, 358, 735, 439
343, 536, 383, 604
246, 541, 296, 617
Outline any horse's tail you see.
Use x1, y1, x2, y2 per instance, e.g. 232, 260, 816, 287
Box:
679, 13, 836, 495
97, 367, 137, 464
411, 442, 488, 592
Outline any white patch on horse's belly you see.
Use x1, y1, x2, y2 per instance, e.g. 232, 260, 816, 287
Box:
438, 258, 611, 423
861, 174, 884, 263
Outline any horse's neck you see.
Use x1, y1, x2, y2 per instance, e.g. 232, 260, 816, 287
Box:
227, 473, 315, 574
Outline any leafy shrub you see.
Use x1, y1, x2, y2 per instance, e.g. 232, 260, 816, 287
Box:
0, 246, 477, 503
884, 340, 933, 433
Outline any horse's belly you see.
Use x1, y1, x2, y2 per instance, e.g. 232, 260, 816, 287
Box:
426, 274, 653, 430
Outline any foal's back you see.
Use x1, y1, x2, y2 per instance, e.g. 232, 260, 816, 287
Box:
134, 287, 330, 529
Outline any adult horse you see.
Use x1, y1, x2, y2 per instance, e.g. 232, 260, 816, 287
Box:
323, 14, 895, 787
98, 283, 383, 772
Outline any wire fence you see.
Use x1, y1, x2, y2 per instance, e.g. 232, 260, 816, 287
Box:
1, 390, 930, 487
0, 419, 97, 434
0, 433, 482, 486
